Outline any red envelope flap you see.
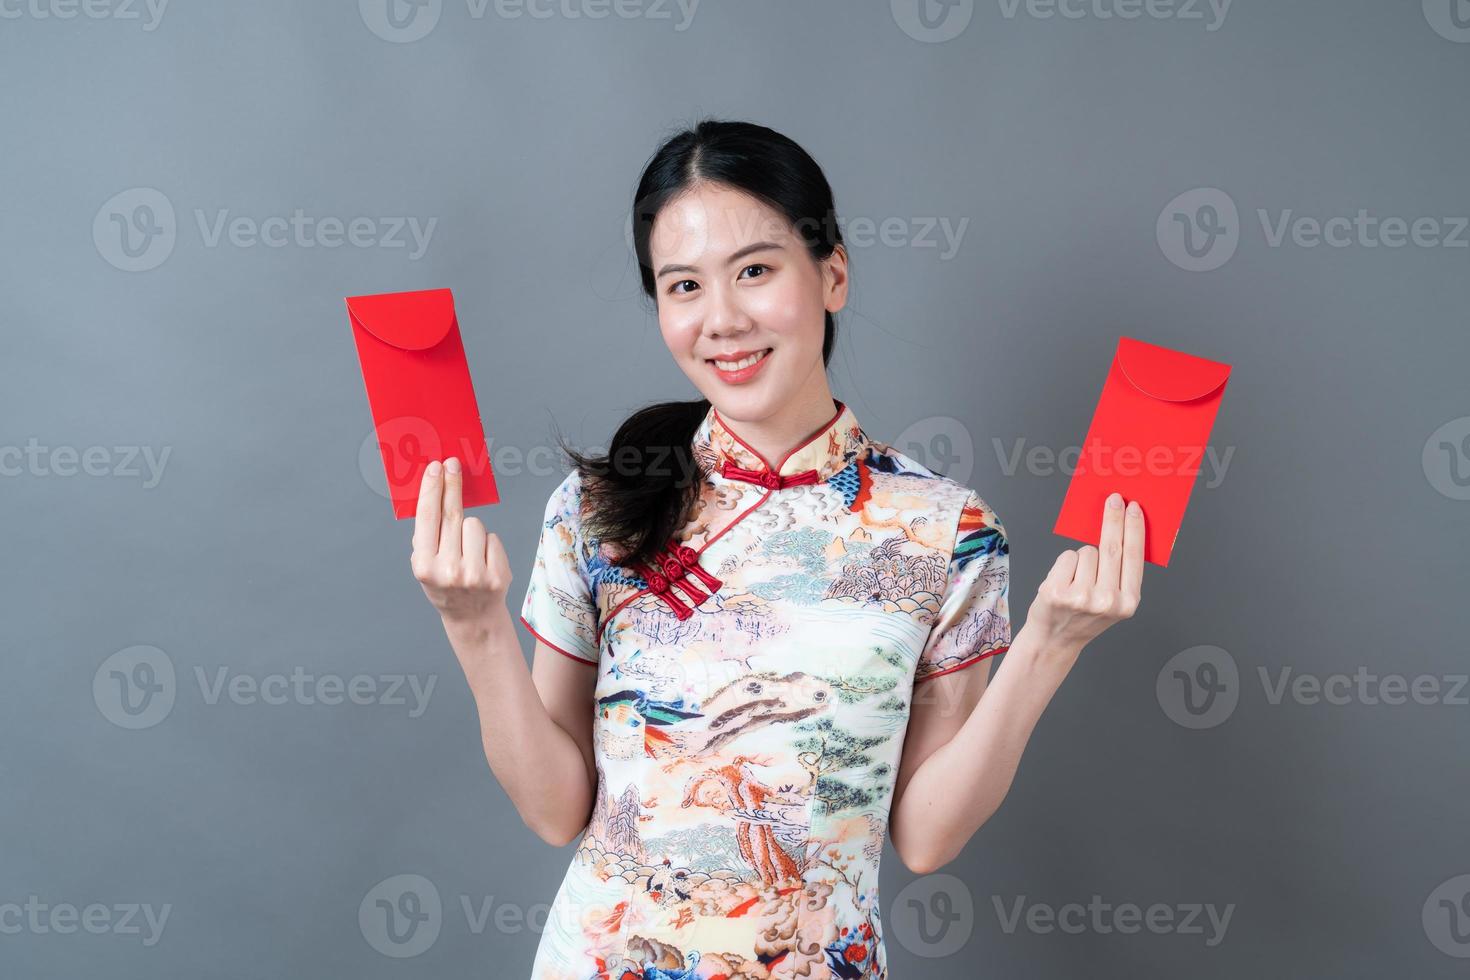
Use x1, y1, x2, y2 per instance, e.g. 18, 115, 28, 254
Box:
1117, 336, 1231, 403
345, 287, 455, 351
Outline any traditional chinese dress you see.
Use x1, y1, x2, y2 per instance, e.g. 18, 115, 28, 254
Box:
518, 399, 1010, 979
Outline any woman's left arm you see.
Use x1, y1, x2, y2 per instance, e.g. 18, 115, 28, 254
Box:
888, 493, 1146, 874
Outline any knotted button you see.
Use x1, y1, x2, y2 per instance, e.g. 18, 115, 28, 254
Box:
646, 571, 670, 593
672, 544, 700, 566
760, 471, 781, 490
657, 554, 684, 579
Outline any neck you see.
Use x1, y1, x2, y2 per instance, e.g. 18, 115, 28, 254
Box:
718, 387, 839, 470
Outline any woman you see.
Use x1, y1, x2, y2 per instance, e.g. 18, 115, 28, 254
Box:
409, 119, 1145, 979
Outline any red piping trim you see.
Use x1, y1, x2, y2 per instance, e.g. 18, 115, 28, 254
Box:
595, 398, 851, 643
597, 483, 776, 643
711, 398, 845, 475
913, 644, 1009, 684
520, 614, 598, 666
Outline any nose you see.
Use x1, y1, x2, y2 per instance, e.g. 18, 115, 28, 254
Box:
703, 279, 754, 337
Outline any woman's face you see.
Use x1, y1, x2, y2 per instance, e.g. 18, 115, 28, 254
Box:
649, 182, 847, 417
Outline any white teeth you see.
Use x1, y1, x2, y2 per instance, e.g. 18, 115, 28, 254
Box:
713, 349, 771, 371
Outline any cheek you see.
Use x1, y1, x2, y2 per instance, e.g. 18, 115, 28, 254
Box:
747, 288, 820, 348
658, 306, 703, 356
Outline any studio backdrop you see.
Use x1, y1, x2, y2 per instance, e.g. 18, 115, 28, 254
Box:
2, 1, 1467, 977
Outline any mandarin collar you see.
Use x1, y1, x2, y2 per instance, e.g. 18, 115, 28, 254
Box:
693, 398, 870, 486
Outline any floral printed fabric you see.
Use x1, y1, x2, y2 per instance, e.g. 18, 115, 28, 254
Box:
517, 399, 1009, 979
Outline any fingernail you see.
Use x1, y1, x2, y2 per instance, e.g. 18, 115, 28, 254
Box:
1108, 492, 1123, 509
426, 460, 441, 476
445, 457, 461, 474
1128, 500, 1140, 514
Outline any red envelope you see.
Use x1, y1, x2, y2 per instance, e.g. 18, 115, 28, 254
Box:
1053, 336, 1231, 567
345, 287, 499, 519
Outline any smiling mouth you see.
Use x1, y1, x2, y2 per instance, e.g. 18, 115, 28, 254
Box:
708, 349, 773, 371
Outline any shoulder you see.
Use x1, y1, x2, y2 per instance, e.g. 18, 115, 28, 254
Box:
861, 437, 1007, 549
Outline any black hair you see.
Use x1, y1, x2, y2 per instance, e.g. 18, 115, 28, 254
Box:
554, 118, 844, 571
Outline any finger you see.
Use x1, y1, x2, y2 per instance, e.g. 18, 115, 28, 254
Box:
1121, 499, 1146, 599
413, 460, 444, 555
438, 457, 464, 557
1097, 492, 1126, 590
1048, 548, 1079, 587
485, 530, 508, 582
1073, 544, 1099, 588
462, 516, 487, 573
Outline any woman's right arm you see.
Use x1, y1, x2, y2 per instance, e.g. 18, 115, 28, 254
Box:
410, 457, 597, 847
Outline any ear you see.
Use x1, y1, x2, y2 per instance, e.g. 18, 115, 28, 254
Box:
823, 243, 850, 313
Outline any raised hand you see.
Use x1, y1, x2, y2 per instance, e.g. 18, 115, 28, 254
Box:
409, 457, 512, 629
1026, 492, 1145, 655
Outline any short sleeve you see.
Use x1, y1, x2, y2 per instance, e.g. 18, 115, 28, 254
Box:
518, 470, 600, 666
914, 490, 1011, 684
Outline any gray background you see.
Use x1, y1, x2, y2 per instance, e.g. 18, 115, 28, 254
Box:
3, 0, 1468, 976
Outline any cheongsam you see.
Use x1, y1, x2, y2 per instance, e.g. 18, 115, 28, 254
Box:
518, 398, 1011, 980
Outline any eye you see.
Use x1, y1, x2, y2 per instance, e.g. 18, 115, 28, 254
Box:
739, 263, 769, 280
668, 279, 698, 296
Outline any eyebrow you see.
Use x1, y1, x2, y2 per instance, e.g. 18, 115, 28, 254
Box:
655, 240, 784, 279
